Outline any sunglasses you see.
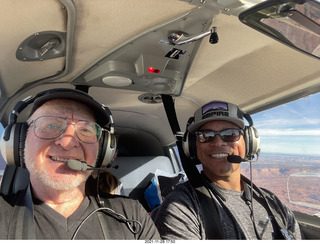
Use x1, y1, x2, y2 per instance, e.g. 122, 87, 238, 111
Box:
195, 128, 243, 143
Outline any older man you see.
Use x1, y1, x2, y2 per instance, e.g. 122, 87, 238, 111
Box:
0, 88, 160, 240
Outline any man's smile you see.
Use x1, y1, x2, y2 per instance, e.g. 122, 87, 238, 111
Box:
210, 153, 228, 159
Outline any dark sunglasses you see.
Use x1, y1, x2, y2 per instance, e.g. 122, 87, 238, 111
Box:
195, 128, 243, 143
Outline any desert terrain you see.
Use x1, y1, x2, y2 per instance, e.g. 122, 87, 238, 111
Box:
241, 153, 320, 216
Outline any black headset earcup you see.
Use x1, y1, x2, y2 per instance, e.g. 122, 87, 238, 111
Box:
0, 122, 28, 167
244, 126, 260, 160
182, 131, 197, 159
96, 130, 117, 168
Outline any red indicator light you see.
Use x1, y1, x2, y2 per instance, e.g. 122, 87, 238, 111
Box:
148, 67, 160, 74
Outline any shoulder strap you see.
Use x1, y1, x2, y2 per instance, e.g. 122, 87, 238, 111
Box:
7, 185, 36, 239
90, 196, 117, 239
260, 189, 295, 240
1, 165, 35, 239
194, 185, 223, 239
241, 175, 294, 240
89, 195, 140, 239
1, 165, 30, 195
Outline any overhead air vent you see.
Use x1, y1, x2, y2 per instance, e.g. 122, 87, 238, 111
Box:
138, 93, 162, 104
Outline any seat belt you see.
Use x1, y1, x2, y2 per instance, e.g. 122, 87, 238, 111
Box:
194, 185, 223, 239
161, 95, 223, 239
1, 165, 35, 239
7, 185, 36, 239
241, 175, 294, 240
161, 95, 202, 188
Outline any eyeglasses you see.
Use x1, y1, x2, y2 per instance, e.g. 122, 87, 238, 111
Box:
195, 128, 243, 143
29, 116, 104, 144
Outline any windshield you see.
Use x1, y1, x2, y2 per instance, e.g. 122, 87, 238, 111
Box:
240, 0, 320, 59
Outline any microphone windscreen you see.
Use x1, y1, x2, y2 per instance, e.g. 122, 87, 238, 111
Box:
227, 155, 243, 164
67, 159, 88, 171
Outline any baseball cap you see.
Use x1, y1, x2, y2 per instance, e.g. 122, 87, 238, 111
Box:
29, 88, 110, 127
187, 101, 245, 133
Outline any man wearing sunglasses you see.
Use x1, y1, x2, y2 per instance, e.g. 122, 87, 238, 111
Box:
0, 88, 160, 240
153, 100, 302, 240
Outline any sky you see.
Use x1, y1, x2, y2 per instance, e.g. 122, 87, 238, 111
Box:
252, 92, 320, 156
1, 93, 320, 157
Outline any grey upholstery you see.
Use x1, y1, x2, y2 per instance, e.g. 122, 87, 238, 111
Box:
111, 156, 175, 211
0, 165, 30, 195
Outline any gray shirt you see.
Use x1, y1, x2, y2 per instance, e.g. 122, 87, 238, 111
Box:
152, 178, 302, 240
33, 195, 160, 239
0, 193, 161, 240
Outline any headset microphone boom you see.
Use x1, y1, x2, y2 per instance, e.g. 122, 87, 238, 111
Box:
227, 155, 248, 164
66, 159, 118, 171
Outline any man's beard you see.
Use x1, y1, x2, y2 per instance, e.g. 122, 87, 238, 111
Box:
25, 158, 91, 191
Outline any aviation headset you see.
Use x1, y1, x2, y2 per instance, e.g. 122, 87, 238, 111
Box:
182, 101, 260, 161
0, 88, 116, 169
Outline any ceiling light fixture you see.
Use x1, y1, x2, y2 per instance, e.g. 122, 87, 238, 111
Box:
102, 76, 132, 87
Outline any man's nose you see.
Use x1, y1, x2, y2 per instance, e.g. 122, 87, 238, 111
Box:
209, 134, 227, 146
55, 124, 80, 148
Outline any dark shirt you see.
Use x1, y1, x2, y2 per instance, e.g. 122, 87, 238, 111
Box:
0, 193, 160, 240
152, 179, 302, 240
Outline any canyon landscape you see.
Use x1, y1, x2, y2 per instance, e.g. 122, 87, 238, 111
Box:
241, 153, 320, 216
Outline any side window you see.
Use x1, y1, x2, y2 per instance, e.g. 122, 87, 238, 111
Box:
246, 93, 320, 216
